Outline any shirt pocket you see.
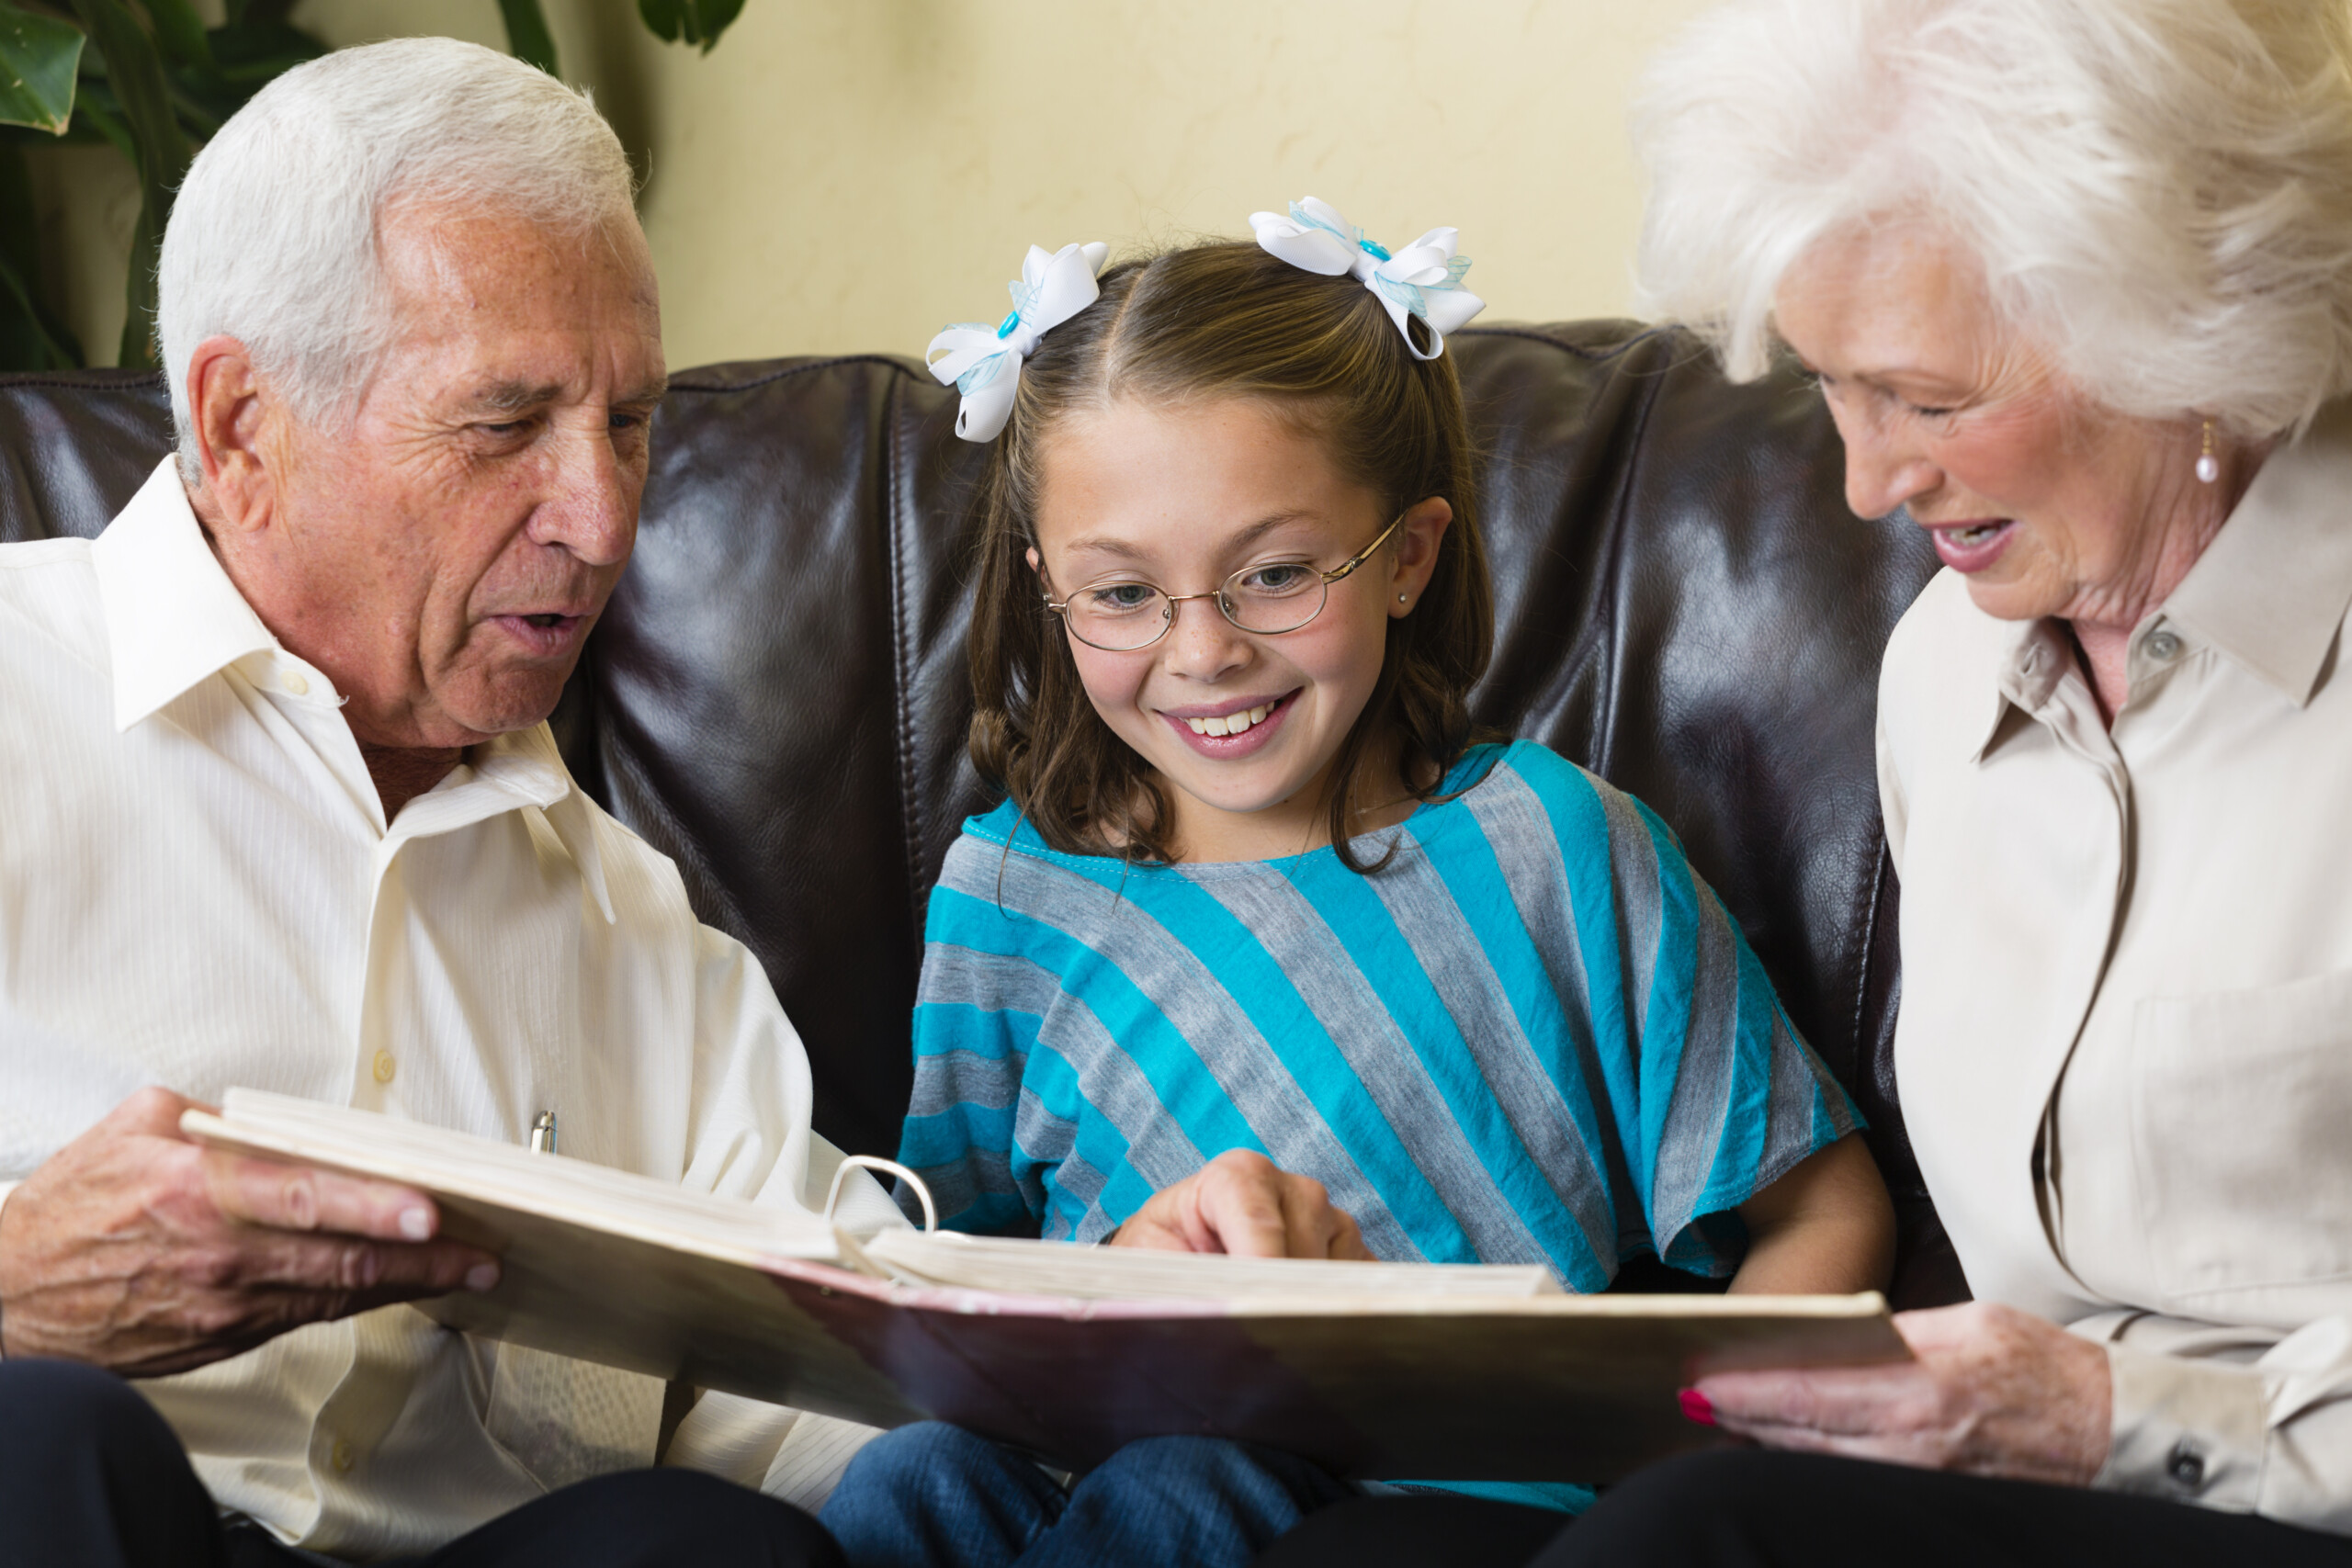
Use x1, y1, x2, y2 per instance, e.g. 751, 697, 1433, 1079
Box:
2130, 967, 2352, 1311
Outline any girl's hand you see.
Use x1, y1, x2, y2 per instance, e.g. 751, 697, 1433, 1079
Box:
1109, 1149, 1372, 1259
1691, 1302, 2113, 1486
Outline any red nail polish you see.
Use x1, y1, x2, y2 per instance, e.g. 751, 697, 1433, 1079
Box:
1678, 1387, 1716, 1427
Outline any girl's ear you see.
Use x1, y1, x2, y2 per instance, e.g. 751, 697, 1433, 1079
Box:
1388, 496, 1453, 618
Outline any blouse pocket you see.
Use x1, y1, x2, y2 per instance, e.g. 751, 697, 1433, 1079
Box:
2131, 967, 2352, 1310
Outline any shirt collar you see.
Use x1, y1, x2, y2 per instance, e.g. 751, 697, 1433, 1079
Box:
1967, 396, 2352, 759
89, 459, 277, 732
1969, 615, 2067, 762
400, 726, 616, 925
2159, 397, 2352, 708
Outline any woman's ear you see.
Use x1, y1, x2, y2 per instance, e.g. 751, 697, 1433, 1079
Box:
1388, 496, 1453, 617
1025, 546, 1043, 577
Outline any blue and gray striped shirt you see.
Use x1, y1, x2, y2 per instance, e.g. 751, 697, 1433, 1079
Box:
900, 740, 1860, 1292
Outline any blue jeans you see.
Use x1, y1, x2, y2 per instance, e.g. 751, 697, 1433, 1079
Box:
820, 1421, 1351, 1568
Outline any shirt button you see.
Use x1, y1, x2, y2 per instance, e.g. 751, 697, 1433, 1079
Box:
330, 1436, 356, 1473
2166, 1440, 2205, 1489
372, 1050, 396, 1085
2144, 629, 2182, 661
279, 670, 310, 696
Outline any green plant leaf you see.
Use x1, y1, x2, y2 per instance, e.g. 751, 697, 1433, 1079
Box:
0, 2, 84, 134
638, 0, 742, 53
496, 0, 559, 76
67, 0, 190, 367
224, 0, 300, 23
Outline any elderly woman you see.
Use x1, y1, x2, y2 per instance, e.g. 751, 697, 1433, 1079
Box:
1258, 2, 2352, 1565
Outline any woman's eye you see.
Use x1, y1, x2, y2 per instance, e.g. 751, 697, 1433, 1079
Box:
1911, 403, 1957, 420
1085, 583, 1158, 612
1238, 563, 1314, 595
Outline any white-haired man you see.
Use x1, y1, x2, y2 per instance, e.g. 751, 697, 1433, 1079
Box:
0, 38, 873, 1566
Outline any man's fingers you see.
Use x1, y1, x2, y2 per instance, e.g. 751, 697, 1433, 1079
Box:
203, 1151, 440, 1243
229, 1228, 498, 1297
107, 1084, 205, 1139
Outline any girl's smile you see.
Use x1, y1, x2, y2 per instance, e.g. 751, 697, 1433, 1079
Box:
1030, 395, 1448, 863
1159, 688, 1299, 757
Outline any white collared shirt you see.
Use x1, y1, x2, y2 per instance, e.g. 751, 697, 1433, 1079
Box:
0, 461, 889, 1558
1882, 400, 2352, 1531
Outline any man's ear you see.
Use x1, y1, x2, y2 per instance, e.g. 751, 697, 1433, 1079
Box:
1388, 496, 1453, 616
185, 334, 278, 536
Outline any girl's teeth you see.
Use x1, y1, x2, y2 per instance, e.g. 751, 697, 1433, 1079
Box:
1184, 703, 1272, 738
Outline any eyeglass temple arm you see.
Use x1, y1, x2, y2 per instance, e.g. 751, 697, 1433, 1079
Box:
1320, 513, 1408, 584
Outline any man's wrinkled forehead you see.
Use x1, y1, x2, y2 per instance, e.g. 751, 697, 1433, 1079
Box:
369, 199, 663, 404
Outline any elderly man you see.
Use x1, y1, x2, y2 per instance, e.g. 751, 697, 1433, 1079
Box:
0, 38, 873, 1567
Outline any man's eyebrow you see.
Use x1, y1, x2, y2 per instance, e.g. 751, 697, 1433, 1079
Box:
461, 380, 567, 415
456, 377, 671, 415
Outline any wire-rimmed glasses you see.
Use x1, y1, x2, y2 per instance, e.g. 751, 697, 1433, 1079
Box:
1042, 514, 1405, 652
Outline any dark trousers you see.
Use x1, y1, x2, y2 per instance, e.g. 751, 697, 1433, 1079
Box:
0, 1357, 842, 1568
1256, 1450, 2352, 1568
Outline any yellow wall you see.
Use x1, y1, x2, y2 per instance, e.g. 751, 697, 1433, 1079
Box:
29, 0, 1708, 373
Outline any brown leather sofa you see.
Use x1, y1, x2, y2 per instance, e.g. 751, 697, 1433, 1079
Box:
0, 321, 1962, 1306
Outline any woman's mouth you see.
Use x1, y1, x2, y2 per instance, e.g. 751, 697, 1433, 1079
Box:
1162, 691, 1298, 759
1926, 519, 2018, 572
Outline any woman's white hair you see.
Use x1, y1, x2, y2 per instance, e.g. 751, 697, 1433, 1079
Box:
1634, 0, 2352, 438
159, 37, 636, 476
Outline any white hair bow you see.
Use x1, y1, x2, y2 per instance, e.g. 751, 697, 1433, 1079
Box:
926, 241, 1111, 442
1248, 197, 1485, 360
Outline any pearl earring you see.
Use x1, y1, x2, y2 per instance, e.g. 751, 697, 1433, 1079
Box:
2196, 419, 2219, 484
1397, 593, 1408, 604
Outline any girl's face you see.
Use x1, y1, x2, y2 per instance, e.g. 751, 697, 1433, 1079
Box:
1030, 396, 1449, 863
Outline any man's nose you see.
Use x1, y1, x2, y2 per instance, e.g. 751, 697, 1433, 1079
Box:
528, 424, 639, 568
1159, 593, 1250, 681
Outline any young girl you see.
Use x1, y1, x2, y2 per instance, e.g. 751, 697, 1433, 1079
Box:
819, 201, 1894, 1568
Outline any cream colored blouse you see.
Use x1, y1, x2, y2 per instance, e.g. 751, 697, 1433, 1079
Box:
1879, 400, 2352, 1532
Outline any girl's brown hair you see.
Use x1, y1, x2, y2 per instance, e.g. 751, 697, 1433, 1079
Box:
967, 240, 1494, 873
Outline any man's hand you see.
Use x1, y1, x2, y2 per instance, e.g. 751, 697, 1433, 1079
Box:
1691, 1302, 2113, 1485
1107, 1149, 1372, 1260
0, 1088, 498, 1375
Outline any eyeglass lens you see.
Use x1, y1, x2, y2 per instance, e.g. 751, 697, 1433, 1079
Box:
1064, 562, 1329, 651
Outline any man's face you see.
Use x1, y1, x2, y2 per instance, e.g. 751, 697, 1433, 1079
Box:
255, 203, 666, 750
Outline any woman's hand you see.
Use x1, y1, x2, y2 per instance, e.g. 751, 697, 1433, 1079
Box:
1692, 1302, 2113, 1486
1109, 1149, 1372, 1259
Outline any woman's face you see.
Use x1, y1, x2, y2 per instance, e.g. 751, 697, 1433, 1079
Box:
1028, 395, 1447, 863
1774, 225, 2213, 630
